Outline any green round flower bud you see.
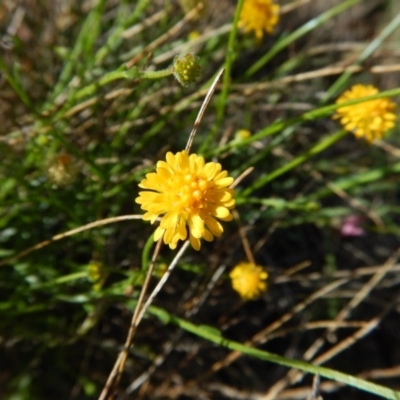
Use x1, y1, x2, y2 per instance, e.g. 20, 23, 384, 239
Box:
172, 53, 201, 87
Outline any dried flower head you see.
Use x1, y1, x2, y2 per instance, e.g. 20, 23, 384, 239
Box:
239, 0, 280, 40
136, 151, 235, 250
334, 84, 397, 142
172, 53, 201, 87
46, 152, 78, 186
230, 262, 268, 300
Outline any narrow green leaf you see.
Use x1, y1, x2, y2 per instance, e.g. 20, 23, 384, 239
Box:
149, 307, 400, 400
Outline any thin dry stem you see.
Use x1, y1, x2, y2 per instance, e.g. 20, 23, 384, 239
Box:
185, 68, 225, 153
0, 215, 146, 267
233, 209, 255, 265
261, 247, 400, 399
98, 238, 163, 400
125, 3, 203, 69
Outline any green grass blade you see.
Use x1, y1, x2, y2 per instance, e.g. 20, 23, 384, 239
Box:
50, 0, 107, 101
208, 87, 400, 158
216, 0, 244, 123
245, 0, 361, 78
310, 160, 400, 200
323, 9, 400, 102
150, 306, 400, 400
200, 0, 244, 153
0, 56, 33, 110
94, 0, 151, 65
241, 130, 347, 197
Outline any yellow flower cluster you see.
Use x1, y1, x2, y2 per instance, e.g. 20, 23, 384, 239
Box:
136, 151, 235, 250
230, 262, 268, 300
334, 84, 397, 142
239, 0, 280, 40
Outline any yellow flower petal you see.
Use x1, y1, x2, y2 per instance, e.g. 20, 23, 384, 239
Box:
203, 228, 213, 242
190, 234, 201, 251
154, 227, 165, 241
204, 216, 224, 237
214, 177, 234, 188
188, 214, 204, 239
209, 205, 231, 220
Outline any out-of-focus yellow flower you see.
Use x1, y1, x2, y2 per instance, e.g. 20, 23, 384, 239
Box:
154, 263, 168, 278
334, 84, 397, 142
230, 262, 268, 300
239, 0, 280, 40
87, 261, 108, 291
188, 30, 201, 41
235, 129, 251, 140
136, 150, 235, 250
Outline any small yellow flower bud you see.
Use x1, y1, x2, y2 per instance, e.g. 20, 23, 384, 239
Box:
87, 261, 108, 291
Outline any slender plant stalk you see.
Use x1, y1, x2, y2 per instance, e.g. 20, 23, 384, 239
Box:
98, 238, 163, 400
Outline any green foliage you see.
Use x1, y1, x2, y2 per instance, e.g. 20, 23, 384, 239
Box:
1, 0, 400, 399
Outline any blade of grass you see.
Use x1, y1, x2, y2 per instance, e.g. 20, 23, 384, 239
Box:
322, 9, 400, 103
149, 307, 400, 400
0, 56, 33, 110
94, 0, 151, 66
245, 0, 361, 78
199, 0, 244, 153
49, 0, 107, 102
207, 87, 400, 158
309, 160, 400, 201
241, 130, 347, 197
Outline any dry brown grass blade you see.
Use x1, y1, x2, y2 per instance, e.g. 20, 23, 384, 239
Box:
98, 238, 164, 400
124, 263, 227, 395
185, 68, 225, 153
125, 3, 204, 69
184, 278, 349, 387
0, 215, 145, 267
260, 246, 400, 399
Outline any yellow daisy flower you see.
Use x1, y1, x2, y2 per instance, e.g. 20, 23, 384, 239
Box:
135, 150, 235, 250
334, 84, 397, 142
239, 0, 280, 40
230, 262, 268, 300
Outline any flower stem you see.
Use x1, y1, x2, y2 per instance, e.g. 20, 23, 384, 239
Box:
139, 68, 174, 80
